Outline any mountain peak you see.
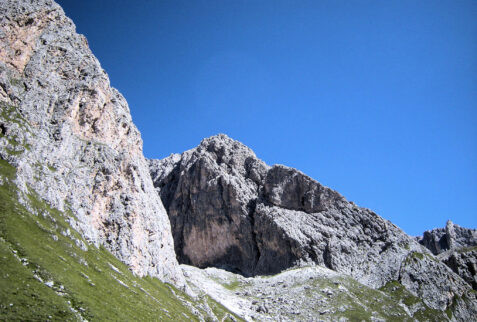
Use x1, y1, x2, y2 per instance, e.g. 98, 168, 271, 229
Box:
197, 133, 257, 159
148, 135, 477, 316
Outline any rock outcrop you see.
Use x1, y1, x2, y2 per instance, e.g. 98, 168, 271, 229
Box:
150, 134, 477, 317
441, 249, 477, 290
417, 220, 477, 255
0, 0, 183, 285
417, 221, 477, 291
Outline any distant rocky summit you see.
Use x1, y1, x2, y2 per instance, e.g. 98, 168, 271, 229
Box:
150, 134, 477, 319
417, 220, 477, 255
417, 221, 477, 291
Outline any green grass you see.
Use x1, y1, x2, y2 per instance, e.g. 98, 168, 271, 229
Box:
204, 294, 238, 320
222, 280, 241, 291
9, 78, 24, 89
297, 273, 409, 321
0, 102, 32, 156
379, 281, 446, 321
0, 102, 30, 131
327, 277, 408, 321
0, 131, 29, 155
412, 252, 424, 260
0, 159, 16, 178
403, 251, 439, 266
457, 246, 477, 254
209, 274, 243, 292
0, 159, 241, 321
296, 272, 447, 321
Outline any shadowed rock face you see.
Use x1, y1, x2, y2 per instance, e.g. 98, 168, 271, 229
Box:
443, 250, 477, 290
150, 136, 266, 275
149, 134, 477, 316
0, 0, 183, 286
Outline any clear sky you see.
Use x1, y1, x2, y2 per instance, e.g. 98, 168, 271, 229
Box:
57, 0, 476, 236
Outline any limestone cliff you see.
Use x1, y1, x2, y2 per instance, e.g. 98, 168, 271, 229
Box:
150, 134, 477, 318
0, 0, 183, 286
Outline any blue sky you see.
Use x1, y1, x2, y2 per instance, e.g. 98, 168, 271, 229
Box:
57, 0, 476, 236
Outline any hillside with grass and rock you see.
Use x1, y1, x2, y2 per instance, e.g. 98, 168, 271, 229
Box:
1, 0, 476, 321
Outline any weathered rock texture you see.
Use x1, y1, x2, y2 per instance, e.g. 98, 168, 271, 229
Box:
441, 249, 477, 290
417, 221, 477, 291
183, 264, 451, 321
417, 220, 477, 255
150, 134, 477, 317
0, 0, 183, 285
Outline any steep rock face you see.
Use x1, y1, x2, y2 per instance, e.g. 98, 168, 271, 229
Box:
149, 134, 477, 315
398, 252, 476, 316
150, 136, 266, 275
441, 250, 477, 290
0, 0, 183, 285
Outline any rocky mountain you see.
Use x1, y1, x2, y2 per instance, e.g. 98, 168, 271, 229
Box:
0, 0, 240, 320
149, 134, 477, 320
417, 221, 477, 291
417, 220, 477, 255
0, 0, 182, 285
2, 0, 477, 320
181, 263, 450, 321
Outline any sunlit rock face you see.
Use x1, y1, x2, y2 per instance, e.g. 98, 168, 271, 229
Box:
150, 134, 477, 316
0, 0, 184, 286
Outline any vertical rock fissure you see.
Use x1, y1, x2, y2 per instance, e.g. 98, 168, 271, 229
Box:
247, 198, 261, 271
0, 123, 6, 135
323, 241, 333, 270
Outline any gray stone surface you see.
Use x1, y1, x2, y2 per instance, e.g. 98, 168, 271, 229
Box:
0, 0, 184, 286
417, 221, 477, 291
417, 220, 477, 255
399, 252, 477, 317
150, 134, 477, 316
182, 264, 450, 321
440, 249, 477, 290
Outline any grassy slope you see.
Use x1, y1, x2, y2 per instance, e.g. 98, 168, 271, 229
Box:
0, 158, 240, 321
